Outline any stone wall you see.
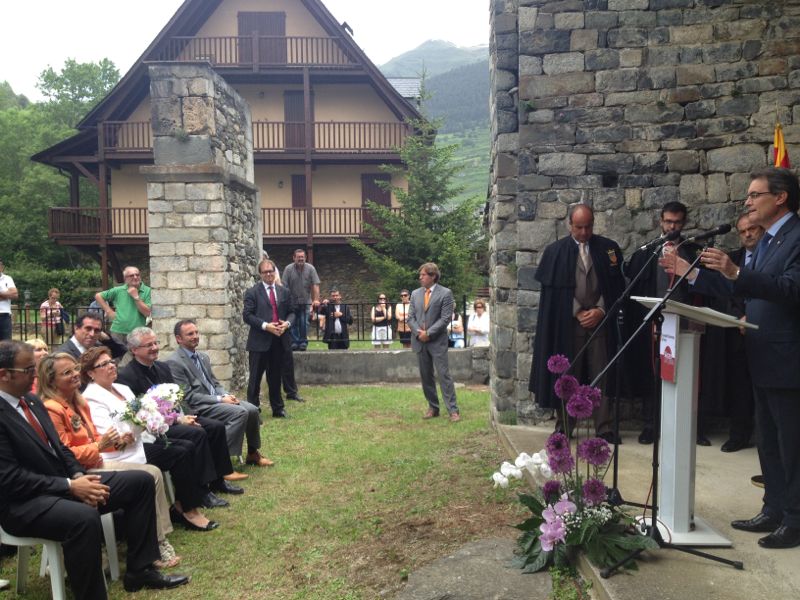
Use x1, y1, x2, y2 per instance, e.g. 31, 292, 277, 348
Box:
488, 0, 800, 417
142, 63, 259, 391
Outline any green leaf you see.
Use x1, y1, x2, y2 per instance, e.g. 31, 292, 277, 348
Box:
521, 540, 552, 573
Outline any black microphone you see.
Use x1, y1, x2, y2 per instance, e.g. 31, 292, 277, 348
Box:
684, 224, 732, 243
638, 229, 681, 251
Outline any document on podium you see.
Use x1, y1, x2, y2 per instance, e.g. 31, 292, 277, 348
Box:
631, 296, 758, 330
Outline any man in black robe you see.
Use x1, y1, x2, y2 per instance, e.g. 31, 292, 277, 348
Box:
529, 205, 625, 442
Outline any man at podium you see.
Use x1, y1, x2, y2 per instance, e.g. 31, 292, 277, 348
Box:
662, 166, 800, 550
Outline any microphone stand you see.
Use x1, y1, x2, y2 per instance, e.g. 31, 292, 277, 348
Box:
567, 238, 667, 506
596, 242, 744, 577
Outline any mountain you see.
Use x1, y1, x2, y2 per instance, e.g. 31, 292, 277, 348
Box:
379, 39, 487, 78
424, 59, 489, 133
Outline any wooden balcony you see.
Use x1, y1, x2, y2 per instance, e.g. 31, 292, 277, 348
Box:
49, 206, 399, 244
101, 121, 408, 155
155, 36, 356, 69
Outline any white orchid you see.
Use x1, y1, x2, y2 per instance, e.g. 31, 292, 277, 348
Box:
492, 472, 509, 488
515, 452, 532, 468
500, 461, 523, 479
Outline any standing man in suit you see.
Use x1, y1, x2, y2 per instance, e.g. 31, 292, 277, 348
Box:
663, 167, 800, 549
56, 313, 127, 361
168, 319, 273, 467
319, 288, 353, 349
0, 340, 188, 598
408, 262, 460, 422
244, 259, 296, 418
529, 204, 625, 442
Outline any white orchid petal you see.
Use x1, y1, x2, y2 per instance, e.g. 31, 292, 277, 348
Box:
515, 453, 531, 468
500, 461, 516, 476
492, 472, 509, 488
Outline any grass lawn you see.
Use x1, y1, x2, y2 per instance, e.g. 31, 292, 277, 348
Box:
1, 384, 524, 599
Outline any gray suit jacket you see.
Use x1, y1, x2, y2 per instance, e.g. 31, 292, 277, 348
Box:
407, 283, 454, 355
166, 349, 226, 413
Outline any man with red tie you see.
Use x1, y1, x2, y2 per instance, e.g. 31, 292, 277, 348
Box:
243, 259, 296, 418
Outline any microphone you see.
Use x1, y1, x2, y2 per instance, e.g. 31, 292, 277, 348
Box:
684, 224, 732, 243
638, 229, 681, 251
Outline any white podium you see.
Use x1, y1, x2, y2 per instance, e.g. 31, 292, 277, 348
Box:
633, 297, 758, 546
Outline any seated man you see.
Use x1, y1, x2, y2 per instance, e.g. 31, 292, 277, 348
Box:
116, 327, 247, 506
167, 319, 272, 467
57, 312, 127, 360
0, 340, 188, 599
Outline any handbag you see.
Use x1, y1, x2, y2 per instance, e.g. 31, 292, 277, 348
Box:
60, 307, 71, 324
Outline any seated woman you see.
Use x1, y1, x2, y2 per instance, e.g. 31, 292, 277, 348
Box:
78, 347, 220, 534
38, 351, 183, 567
24, 337, 49, 394
447, 311, 465, 349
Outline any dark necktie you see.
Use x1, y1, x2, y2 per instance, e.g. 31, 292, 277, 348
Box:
19, 397, 48, 445
267, 285, 279, 323
753, 233, 773, 269
192, 353, 215, 395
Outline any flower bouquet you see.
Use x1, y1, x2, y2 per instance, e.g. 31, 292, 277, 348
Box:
492, 354, 658, 572
114, 383, 183, 443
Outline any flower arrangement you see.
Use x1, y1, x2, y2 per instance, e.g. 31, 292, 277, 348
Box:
114, 383, 182, 442
492, 354, 657, 572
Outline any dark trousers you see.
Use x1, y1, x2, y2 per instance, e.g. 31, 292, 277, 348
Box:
3, 470, 158, 600
248, 345, 285, 415
725, 330, 755, 441
567, 321, 612, 434
281, 346, 299, 397
163, 422, 223, 485
0, 313, 11, 341
326, 333, 348, 349
754, 386, 800, 528
144, 437, 205, 510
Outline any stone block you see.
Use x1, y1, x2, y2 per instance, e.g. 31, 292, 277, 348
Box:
571, 29, 597, 51
187, 77, 213, 97
667, 151, 700, 173
554, 12, 584, 29
638, 67, 676, 90
183, 213, 226, 228
678, 174, 707, 206
633, 152, 667, 174
150, 99, 182, 136
596, 69, 638, 92
577, 124, 632, 143
183, 289, 228, 305
738, 76, 787, 94
148, 200, 173, 214
706, 144, 766, 172
605, 90, 659, 105
150, 256, 188, 273
519, 55, 543, 76
206, 305, 233, 319
164, 182, 186, 200
699, 82, 735, 99
519, 174, 552, 190
607, 28, 648, 48
587, 153, 634, 174
521, 72, 595, 99
715, 62, 758, 82
536, 201, 568, 219
676, 65, 716, 85
619, 49, 643, 68
696, 116, 749, 136
147, 183, 165, 200
569, 93, 604, 108
518, 220, 558, 251
188, 255, 227, 272
520, 29, 571, 55
716, 95, 759, 117
656, 9, 683, 26
543, 52, 584, 74
149, 227, 210, 243
186, 182, 224, 201
527, 109, 554, 124
518, 6, 539, 31
164, 272, 197, 289
646, 46, 680, 66
608, 0, 648, 9
538, 153, 587, 176
152, 288, 183, 306
707, 173, 729, 204
153, 136, 214, 166
642, 186, 680, 209
703, 42, 743, 63
670, 24, 713, 44
620, 10, 657, 28
625, 188, 642, 210
685, 99, 716, 120
585, 49, 620, 71
624, 103, 684, 123
149, 243, 176, 257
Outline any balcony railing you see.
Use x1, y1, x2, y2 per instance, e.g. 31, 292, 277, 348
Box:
101, 121, 409, 154
49, 207, 400, 240
155, 36, 356, 68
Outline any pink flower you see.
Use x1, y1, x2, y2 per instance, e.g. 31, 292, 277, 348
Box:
554, 495, 577, 515
577, 437, 611, 466
566, 393, 593, 419
548, 451, 575, 475
582, 478, 607, 506
547, 354, 570, 375
554, 375, 579, 402
546, 432, 569, 456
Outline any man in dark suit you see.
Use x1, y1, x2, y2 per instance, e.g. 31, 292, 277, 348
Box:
529, 205, 625, 442
319, 288, 353, 349
116, 327, 246, 504
0, 340, 188, 598
408, 262, 460, 422
663, 167, 800, 549
167, 319, 272, 467
56, 313, 127, 361
244, 258, 296, 418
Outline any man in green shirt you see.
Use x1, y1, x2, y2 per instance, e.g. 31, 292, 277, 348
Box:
94, 265, 152, 346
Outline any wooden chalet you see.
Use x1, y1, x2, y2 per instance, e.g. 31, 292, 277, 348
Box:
33, 0, 422, 286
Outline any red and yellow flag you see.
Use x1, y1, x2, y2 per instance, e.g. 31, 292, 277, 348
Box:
774, 121, 790, 168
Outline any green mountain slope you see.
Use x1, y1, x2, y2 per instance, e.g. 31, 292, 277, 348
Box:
380, 39, 487, 78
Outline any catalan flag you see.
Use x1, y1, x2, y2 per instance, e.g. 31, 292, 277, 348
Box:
774, 121, 790, 168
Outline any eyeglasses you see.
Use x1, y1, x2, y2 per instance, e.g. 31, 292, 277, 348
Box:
80, 326, 102, 334
6, 366, 36, 375
91, 359, 117, 370
58, 366, 81, 377
745, 191, 774, 201
378, 297, 386, 300
260, 269, 275, 274
124, 273, 141, 279
661, 218, 685, 226
400, 294, 409, 297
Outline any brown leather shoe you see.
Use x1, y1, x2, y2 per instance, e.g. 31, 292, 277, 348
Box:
423, 409, 440, 419
246, 451, 275, 467
223, 471, 249, 481
449, 412, 461, 423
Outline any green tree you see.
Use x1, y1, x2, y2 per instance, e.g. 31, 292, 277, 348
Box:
350, 113, 485, 301
37, 58, 119, 128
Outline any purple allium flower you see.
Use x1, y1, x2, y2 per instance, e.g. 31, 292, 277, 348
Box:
554, 375, 579, 402
546, 432, 570, 457
547, 354, 571, 375
549, 451, 575, 475
579, 384, 602, 408
577, 437, 612, 466
566, 393, 594, 419
582, 478, 607, 506
542, 480, 561, 502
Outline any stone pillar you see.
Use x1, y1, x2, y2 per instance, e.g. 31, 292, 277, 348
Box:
142, 63, 259, 391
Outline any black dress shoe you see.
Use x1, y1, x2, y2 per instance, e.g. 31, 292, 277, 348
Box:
721, 439, 751, 453
287, 394, 305, 402
638, 428, 654, 445
273, 410, 289, 418
598, 431, 622, 445
751, 474, 765, 488
201, 491, 230, 509
731, 512, 780, 533
123, 567, 189, 592
170, 508, 219, 532
211, 480, 245, 495
696, 434, 711, 446
758, 525, 800, 549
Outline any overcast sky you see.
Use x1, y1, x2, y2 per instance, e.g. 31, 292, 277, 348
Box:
2, 0, 489, 101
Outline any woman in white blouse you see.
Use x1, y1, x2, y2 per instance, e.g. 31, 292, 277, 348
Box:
467, 300, 490, 347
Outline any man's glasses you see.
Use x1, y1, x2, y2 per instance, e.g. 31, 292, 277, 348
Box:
6, 366, 36, 375
378, 297, 387, 300
91, 359, 117, 370
260, 269, 275, 274
745, 191, 774, 201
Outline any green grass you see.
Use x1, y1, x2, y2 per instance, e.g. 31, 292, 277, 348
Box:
1, 385, 522, 599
